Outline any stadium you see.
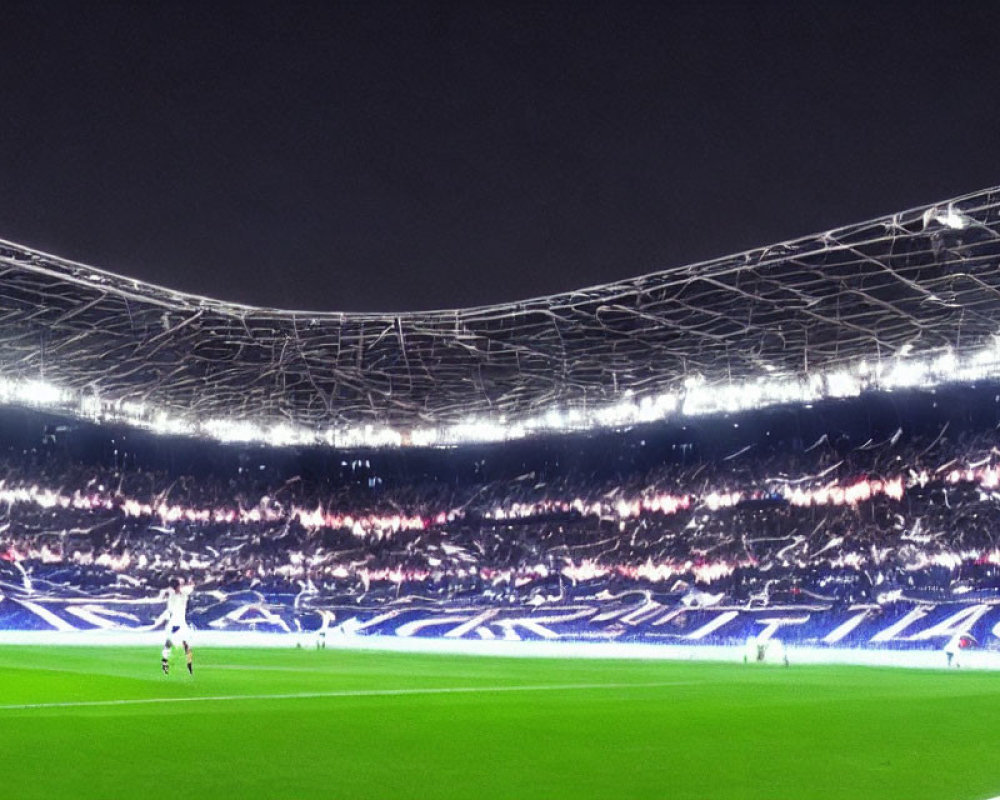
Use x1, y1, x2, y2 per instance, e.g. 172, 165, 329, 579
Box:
4, 186, 1000, 799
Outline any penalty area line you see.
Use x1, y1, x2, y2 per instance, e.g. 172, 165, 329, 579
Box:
0, 680, 701, 711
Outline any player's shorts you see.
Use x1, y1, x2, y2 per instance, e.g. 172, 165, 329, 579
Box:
165, 622, 193, 647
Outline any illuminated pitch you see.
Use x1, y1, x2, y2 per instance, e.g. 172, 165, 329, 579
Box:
1, 187, 999, 447
2, 647, 1000, 800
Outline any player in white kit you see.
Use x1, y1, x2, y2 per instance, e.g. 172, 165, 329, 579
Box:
158, 577, 194, 675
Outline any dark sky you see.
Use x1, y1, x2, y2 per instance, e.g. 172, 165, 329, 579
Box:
1, 1, 998, 312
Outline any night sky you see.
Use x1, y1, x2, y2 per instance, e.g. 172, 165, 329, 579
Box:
1, 1, 998, 313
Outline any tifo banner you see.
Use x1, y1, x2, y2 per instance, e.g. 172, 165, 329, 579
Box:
1, 580, 998, 651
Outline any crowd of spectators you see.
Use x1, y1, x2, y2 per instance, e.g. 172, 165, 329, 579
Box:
3, 400, 1000, 610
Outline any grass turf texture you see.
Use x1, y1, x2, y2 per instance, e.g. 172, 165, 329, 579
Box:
0, 647, 997, 800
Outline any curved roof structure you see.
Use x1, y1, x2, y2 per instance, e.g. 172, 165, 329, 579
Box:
1, 186, 1000, 447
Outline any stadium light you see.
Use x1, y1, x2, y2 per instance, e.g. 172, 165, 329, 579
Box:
3, 337, 1000, 448
925, 204, 971, 230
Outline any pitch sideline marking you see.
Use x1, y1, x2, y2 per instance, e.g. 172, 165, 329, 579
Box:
0, 680, 701, 711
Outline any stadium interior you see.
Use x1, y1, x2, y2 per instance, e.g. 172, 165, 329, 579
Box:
2, 187, 1000, 657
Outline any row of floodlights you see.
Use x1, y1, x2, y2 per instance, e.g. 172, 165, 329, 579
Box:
2, 338, 1000, 448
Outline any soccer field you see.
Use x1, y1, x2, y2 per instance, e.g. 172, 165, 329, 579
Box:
0, 646, 997, 800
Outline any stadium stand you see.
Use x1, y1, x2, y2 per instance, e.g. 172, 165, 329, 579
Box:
3, 383, 1000, 651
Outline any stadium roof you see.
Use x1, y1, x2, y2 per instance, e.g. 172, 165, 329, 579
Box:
2, 186, 1000, 447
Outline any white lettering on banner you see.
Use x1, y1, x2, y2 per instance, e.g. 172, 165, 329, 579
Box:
651, 608, 687, 627
444, 610, 498, 638
353, 610, 403, 632
823, 611, 870, 644
13, 599, 77, 631
494, 609, 596, 641
755, 617, 809, 642
497, 620, 554, 640
64, 605, 142, 629
908, 605, 991, 640
620, 601, 664, 626
591, 602, 658, 623
686, 611, 739, 640
7, 593, 1000, 645
869, 607, 930, 643
592, 607, 628, 622
397, 615, 474, 637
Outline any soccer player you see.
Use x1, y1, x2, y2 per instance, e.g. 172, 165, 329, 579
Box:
156, 577, 194, 675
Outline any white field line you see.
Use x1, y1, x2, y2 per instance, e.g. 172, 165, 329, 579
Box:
0, 679, 702, 712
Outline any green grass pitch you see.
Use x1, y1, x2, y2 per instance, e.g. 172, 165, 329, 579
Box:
1, 646, 998, 799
